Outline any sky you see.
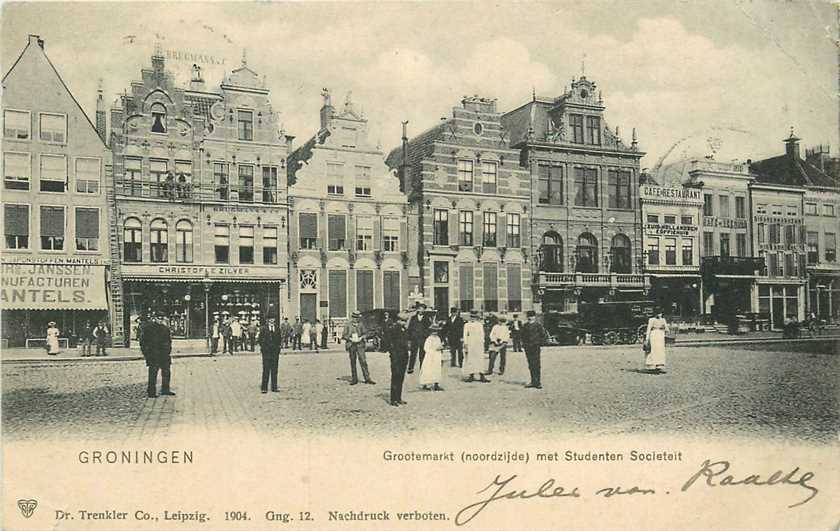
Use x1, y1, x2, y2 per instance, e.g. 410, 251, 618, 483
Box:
2, 1, 838, 171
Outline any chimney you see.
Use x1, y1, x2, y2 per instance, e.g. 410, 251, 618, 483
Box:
151, 41, 165, 73
784, 127, 801, 159
28, 34, 44, 49
399, 120, 409, 193
95, 79, 107, 143
319, 88, 334, 130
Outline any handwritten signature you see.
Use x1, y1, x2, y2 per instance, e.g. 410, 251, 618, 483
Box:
454, 460, 819, 526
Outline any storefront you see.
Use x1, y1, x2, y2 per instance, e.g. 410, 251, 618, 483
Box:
1, 261, 110, 348
121, 264, 285, 344
648, 274, 701, 319
757, 282, 805, 329
808, 274, 840, 323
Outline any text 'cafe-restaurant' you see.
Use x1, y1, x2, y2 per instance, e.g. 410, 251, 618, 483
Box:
121, 263, 286, 344
0, 258, 110, 348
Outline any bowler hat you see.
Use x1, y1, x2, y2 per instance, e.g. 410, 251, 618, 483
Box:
526, 310, 537, 317
351, 311, 362, 318
450, 307, 458, 313
48, 321, 56, 326
469, 310, 479, 318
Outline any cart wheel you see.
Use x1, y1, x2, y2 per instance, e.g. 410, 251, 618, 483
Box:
618, 330, 633, 344
591, 333, 603, 345
604, 331, 618, 345
636, 324, 647, 343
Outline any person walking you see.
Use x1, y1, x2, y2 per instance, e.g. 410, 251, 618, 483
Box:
258, 317, 283, 393
80, 321, 94, 357
292, 318, 303, 351
419, 323, 445, 391
510, 314, 523, 352
385, 312, 410, 406
313, 320, 323, 352
93, 320, 110, 356
140, 313, 175, 398
445, 308, 465, 368
521, 310, 548, 389
46, 321, 61, 355
488, 316, 510, 375
342, 311, 375, 385
230, 317, 243, 353
644, 310, 669, 373
462, 310, 489, 383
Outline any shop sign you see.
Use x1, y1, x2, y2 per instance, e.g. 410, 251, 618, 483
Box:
0, 264, 108, 310
703, 217, 748, 229
122, 264, 286, 279
0, 255, 108, 265
753, 215, 802, 225
211, 205, 282, 214
641, 186, 703, 203
758, 243, 806, 252
645, 223, 697, 236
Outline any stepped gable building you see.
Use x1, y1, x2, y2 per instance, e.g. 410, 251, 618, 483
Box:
2, 35, 113, 347
387, 95, 532, 315
286, 90, 408, 326
501, 77, 647, 313
110, 48, 291, 345
750, 131, 840, 325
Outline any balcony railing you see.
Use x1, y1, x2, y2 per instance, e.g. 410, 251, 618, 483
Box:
538, 272, 647, 289
116, 180, 283, 205
701, 256, 766, 276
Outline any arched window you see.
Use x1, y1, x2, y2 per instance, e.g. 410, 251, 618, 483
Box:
576, 233, 598, 273
150, 103, 167, 133
540, 231, 564, 273
175, 220, 193, 263
123, 218, 142, 262
610, 234, 631, 273
150, 218, 168, 263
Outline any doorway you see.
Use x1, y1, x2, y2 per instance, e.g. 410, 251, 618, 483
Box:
300, 294, 317, 323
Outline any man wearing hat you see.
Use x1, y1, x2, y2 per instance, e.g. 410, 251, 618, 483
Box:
444, 307, 465, 368
462, 310, 489, 383
488, 316, 511, 375
140, 313, 175, 398
521, 310, 548, 389
342, 311, 375, 385
210, 315, 221, 354
406, 302, 430, 374
510, 314, 523, 352
258, 317, 283, 393
385, 312, 411, 405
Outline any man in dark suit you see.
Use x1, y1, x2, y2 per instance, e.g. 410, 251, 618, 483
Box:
385, 312, 411, 406
258, 317, 283, 393
510, 314, 523, 352
521, 310, 548, 389
406, 303, 428, 374
445, 307, 465, 367
140, 312, 174, 398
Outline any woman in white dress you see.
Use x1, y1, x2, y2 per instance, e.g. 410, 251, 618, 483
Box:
419, 323, 444, 391
462, 310, 489, 383
644, 311, 669, 373
46, 321, 61, 355
300, 320, 311, 350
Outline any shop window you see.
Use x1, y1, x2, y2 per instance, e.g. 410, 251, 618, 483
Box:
237, 110, 253, 141
383, 218, 400, 252
682, 239, 693, 265
574, 167, 598, 207
75, 158, 100, 194
433, 209, 448, 245
262, 166, 278, 203
327, 214, 346, 251
538, 163, 563, 204
214, 162, 230, 200
4, 204, 29, 249
39, 154, 66, 192
75, 207, 99, 251
482, 211, 497, 247
506, 213, 521, 248
647, 237, 660, 266
481, 161, 497, 194
354, 166, 371, 197
576, 232, 598, 272
3, 151, 30, 190
356, 216, 373, 251
176, 220, 193, 263
825, 233, 836, 262
541, 232, 563, 273
123, 218, 142, 262
4, 109, 29, 140
327, 163, 344, 195
238, 165, 254, 202
239, 226, 254, 264
611, 234, 631, 273
262, 226, 278, 264
40, 206, 64, 251
150, 219, 168, 262
214, 225, 230, 264
150, 104, 167, 133
457, 160, 473, 192
607, 169, 631, 209
39, 112, 66, 143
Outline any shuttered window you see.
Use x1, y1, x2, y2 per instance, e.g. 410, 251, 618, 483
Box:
75, 157, 100, 194
4, 204, 29, 249
459, 263, 474, 311
356, 270, 374, 311
483, 263, 498, 312
75, 207, 99, 251
328, 215, 346, 251
507, 264, 522, 312
328, 270, 347, 318
40, 154, 66, 192
40, 206, 65, 250
383, 271, 400, 309
299, 212, 318, 249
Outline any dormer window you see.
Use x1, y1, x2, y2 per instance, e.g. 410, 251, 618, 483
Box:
150, 103, 167, 133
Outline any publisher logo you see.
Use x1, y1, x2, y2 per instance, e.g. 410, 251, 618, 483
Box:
17, 499, 37, 518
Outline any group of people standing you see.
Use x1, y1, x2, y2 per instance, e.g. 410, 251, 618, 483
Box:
211, 316, 328, 355
42, 320, 109, 356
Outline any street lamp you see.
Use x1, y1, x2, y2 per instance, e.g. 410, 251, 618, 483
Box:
201, 271, 213, 350
183, 294, 191, 339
